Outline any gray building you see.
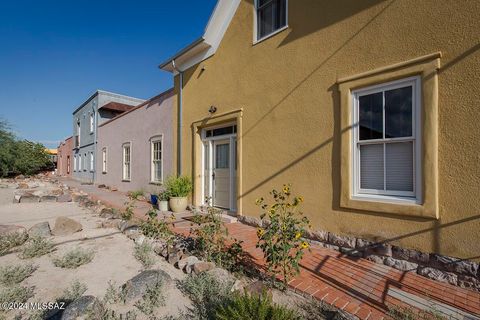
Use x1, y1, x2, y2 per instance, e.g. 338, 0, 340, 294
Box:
72, 90, 145, 183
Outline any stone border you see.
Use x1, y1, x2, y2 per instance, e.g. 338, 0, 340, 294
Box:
238, 216, 480, 292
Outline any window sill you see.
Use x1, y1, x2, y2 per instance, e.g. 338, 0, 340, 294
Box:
253, 25, 288, 46
352, 194, 420, 205
102, 171, 107, 175
149, 182, 163, 186
122, 180, 131, 182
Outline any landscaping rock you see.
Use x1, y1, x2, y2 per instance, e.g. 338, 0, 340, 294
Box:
122, 270, 172, 302
167, 250, 184, 265
340, 247, 363, 257
244, 280, 271, 296
392, 246, 429, 264
101, 219, 122, 229
20, 195, 40, 203
56, 194, 72, 203
134, 235, 146, 245
366, 255, 386, 264
177, 256, 199, 271
40, 195, 58, 202
384, 257, 418, 271
13, 194, 21, 203
457, 275, 480, 291
99, 207, 117, 219
28, 222, 51, 237
110, 187, 118, 191
239, 215, 262, 228
231, 278, 249, 292
72, 193, 88, 203
418, 267, 458, 285
98, 184, 106, 188
367, 243, 392, 257
206, 268, 235, 284
52, 217, 83, 236
193, 261, 215, 274
119, 221, 139, 232
17, 182, 29, 189
328, 233, 356, 248
60, 296, 103, 320
430, 254, 479, 277
0, 224, 27, 236
305, 229, 329, 243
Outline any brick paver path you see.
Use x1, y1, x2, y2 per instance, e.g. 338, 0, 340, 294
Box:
60, 177, 480, 319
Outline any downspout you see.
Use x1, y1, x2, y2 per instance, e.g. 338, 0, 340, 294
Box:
172, 59, 183, 176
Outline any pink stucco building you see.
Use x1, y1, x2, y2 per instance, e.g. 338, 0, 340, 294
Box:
57, 136, 73, 177
96, 89, 174, 193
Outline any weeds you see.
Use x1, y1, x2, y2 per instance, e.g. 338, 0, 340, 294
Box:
122, 199, 135, 221
134, 242, 155, 269
388, 305, 447, 320
178, 272, 233, 319
128, 190, 144, 200
0, 231, 28, 256
134, 280, 166, 316
19, 236, 54, 259
103, 281, 125, 305
0, 263, 37, 286
61, 280, 88, 302
0, 286, 34, 305
140, 210, 176, 251
52, 247, 95, 268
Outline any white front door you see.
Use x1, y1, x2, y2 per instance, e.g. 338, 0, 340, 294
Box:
213, 139, 230, 208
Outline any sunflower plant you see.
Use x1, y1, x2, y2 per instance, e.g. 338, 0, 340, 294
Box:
255, 184, 310, 288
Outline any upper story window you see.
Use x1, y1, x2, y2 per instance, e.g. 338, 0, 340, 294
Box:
352, 76, 421, 201
89, 112, 94, 133
255, 0, 287, 41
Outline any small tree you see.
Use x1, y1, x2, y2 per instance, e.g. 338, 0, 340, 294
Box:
256, 184, 310, 288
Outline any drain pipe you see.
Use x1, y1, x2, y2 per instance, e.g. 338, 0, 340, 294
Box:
172, 59, 183, 176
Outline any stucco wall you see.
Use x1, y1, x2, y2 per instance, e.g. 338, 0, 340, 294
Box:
57, 137, 73, 176
96, 90, 174, 194
174, 0, 480, 260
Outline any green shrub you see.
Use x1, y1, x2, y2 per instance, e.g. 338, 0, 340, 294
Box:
0, 286, 34, 305
52, 247, 95, 268
134, 280, 166, 316
191, 204, 244, 271
128, 190, 144, 200
0, 263, 37, 286
216, 290, 301, 320
164, 176, 192, 197
103, 281, 125, 305
19, 236, 54, 259
178, 272, 232, 319
140, 210, 176, 254
122, 199, 135, 221
256, 185, 310, 287
157, 190, 170, 201
61, 280, 87, 302
133, 242, 155, 269
0, 231, 28, 256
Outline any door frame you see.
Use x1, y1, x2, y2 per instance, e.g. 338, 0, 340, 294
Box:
201, 123, 237, 211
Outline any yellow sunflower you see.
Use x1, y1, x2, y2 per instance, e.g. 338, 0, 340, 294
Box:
257, 228, 265, 237
301, 241, 309, 249
295, 232, 302, 240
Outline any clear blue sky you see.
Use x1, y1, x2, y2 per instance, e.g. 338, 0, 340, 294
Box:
0, 0, 217, 148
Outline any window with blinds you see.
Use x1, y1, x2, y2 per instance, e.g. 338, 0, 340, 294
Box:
151, 138, 162, 183
123, 143, 131, 181
353, 77, 420, 199
255, 0, 287, 40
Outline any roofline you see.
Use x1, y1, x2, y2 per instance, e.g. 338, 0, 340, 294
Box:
72, 90, 146, 115
158, 36, 205, 70
98, 88, 174, 128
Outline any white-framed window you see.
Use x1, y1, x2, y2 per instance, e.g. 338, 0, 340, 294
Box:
352, 76, 421, 202
73, 155, 77, 172
78, 154, 81, 172
83, 153, 87, 171
122, 143, 131, 181
89, 112, 94, 133
254, 0, 287, 42
150, 136, 163, 183
90, 152, 94, 172
102, 147, 107, 173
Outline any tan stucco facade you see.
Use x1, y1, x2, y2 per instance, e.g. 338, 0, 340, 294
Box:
172, 0, 480, 260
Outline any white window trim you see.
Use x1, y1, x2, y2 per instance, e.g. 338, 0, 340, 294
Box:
150, 135, 163, 183
83, 153, 87, 171
102, 147, 107, 174
89, 112, 94, 133
253, 0, 288, 45
351, 76, 422, 204
73, 155, 77, 172
90, 152, 94, 172
122, 143, 131, 181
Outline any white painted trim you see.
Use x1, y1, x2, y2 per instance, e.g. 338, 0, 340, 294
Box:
150, 135, 163, 184
89, 151, 94, 172
122, 142, 131, 181
102, 147, 107, 174
351, 76, 422, 203
253, 0, 288, 44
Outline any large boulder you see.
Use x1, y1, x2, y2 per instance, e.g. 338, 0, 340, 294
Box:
28, 222, 51, 237
177, 256, 199, 272
0, 224, 27, 236
52, 217, 82, 236
193, 261, 215, 275
122, 270, 172, 302
206, 268, 235, 284
20, 195, 40, 203
40, 195, 58, 203
60, 296, 103, 320
57, 194, 73, 203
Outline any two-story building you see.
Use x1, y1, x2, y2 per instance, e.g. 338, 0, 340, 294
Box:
72, 90, 144, 183
159, 0, 480, 272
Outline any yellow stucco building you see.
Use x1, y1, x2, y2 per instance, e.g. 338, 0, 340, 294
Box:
160, 0, 480, 267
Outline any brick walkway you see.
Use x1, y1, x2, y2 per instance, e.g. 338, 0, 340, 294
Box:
59, 177, 480, 320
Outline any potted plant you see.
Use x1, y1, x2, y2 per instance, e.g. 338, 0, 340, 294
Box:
158, 191, 170, 212
164, 175, 193, 213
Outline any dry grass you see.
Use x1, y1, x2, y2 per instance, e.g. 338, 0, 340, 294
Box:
19, 235, 54, 259
0, 232, 28, 256
0, 263, 37, 286
52, 247, 95, 269
133, 242, 155, 269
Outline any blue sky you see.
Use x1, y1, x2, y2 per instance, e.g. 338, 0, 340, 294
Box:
0, 0, 217, 148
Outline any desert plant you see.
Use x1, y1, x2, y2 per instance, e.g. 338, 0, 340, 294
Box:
52, 247, 95, 268
0, 286, 34, 305
158, 190, 170, 201
128, 190, 144, 200
134, 242, 155, 269
141, 210, 176, 241
62, 280, 88, 301
122, 199, 136, 221
134, 279, 166, 316
0, 263, 37, 286
191, 204, 244, 271
256, 185, 310, 287
19, 235, 54, 259
178, 272, 233, 319
103, 281, 125, 305
0, 231, 28, 256
216, 290, 301, 320
388, 305, 447, 320
164, 175, 193, 197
